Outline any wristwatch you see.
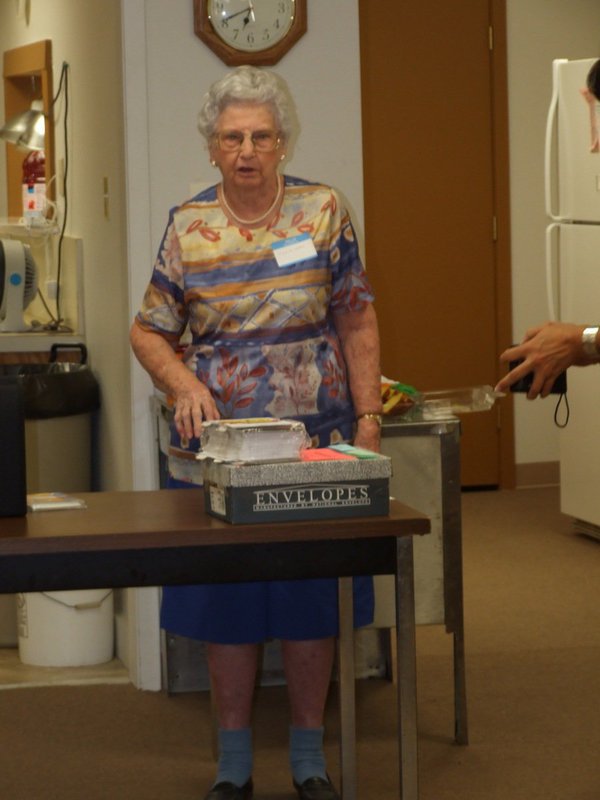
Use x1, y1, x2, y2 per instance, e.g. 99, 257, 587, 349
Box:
582, 326, 600, 358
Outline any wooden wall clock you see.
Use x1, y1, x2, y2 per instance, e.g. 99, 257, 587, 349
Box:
193, 0, 307, 66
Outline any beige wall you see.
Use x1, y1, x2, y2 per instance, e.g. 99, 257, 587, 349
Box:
506, 0, 600, 466
0, 0, 132, 491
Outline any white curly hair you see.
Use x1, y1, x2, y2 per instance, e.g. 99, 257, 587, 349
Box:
197, 65, 296, 143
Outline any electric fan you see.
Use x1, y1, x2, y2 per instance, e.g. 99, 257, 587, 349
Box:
0, 239, 39, 332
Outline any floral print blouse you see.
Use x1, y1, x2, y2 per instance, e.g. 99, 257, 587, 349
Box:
135, 175, 375, 477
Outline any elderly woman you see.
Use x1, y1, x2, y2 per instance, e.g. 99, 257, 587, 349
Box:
130, 66, 382, 800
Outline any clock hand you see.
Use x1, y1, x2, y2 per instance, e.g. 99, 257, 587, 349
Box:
223, 6, 253, 22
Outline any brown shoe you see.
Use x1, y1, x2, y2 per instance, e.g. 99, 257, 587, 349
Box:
293, 776, 340, 800
204, 778, 253, 800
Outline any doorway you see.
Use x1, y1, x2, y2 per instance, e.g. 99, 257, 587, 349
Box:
359, 0, 514, 487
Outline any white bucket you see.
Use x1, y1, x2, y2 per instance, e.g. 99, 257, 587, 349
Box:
16, 589, 114, 667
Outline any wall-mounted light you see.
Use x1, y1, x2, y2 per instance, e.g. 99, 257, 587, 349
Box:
0, 99, 45, 151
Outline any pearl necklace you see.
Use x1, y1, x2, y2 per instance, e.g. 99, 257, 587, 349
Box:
220, 175, 283, 226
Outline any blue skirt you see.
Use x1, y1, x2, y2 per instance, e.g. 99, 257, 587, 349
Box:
161, 478, 374, 644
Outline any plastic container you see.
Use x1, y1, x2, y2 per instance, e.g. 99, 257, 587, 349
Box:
419, 385, 504, 419
16, 589, 114, 667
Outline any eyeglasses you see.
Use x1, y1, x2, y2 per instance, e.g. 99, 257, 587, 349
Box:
214, 129, 281, 153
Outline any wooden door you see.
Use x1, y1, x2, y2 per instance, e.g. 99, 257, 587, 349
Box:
359, 0, 514, 487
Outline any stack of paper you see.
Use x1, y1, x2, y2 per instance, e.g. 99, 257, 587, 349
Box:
198, 418, 310, 463
27, 492, 87, 512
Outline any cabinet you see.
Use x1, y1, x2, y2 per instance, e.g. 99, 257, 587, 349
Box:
3, 40, 55, 218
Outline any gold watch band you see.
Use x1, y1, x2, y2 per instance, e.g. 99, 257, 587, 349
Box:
357, 412, 383, 425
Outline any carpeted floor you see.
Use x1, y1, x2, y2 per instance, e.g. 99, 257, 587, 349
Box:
1, 486, 599, 799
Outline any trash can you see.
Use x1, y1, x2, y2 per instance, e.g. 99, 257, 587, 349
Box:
0, 343, 106, 664
0, 343, 101, 493
16, 589, 114, 667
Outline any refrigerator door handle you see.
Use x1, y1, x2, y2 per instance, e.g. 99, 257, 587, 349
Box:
545, 59, 569, 221
545, 222, 561, 321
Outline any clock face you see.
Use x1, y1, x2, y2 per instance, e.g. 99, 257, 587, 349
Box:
207, 0, 296, 53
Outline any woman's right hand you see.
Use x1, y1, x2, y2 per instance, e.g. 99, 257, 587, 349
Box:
172, 379, 220, 442
130, 324, 220, 440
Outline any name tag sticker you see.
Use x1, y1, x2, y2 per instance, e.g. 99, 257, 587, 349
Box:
272, 233, 317, 268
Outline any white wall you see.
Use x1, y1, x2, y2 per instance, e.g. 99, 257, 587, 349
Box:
124, 0, 365, 489
0, 0, 132, 491
506, 0, 600, 465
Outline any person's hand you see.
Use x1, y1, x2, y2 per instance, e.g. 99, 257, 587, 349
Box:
172, 379, 220, 442
495, 321, 586, 399
129, 324, 221, 440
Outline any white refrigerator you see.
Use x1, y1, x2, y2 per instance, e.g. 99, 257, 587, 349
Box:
545, 57, 600, 535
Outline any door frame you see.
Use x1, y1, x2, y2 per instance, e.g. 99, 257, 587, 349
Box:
121, 0, 163, 690
490, 0, 515, 488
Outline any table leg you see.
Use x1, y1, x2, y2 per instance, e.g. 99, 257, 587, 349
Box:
337, 576, 357, 800
396, 536, 419, 800
453, 628, 469, 744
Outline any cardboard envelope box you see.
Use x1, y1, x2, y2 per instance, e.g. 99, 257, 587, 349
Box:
203, 455, 392, 524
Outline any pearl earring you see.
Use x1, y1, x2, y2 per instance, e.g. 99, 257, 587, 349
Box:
211, 159, 218, 168
280, 153, 286, 162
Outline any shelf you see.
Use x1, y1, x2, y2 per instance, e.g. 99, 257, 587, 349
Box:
0, 217, 60, 238
0, 234, 84, 345
0, 331, 84, 356
0, 648, 129, 690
